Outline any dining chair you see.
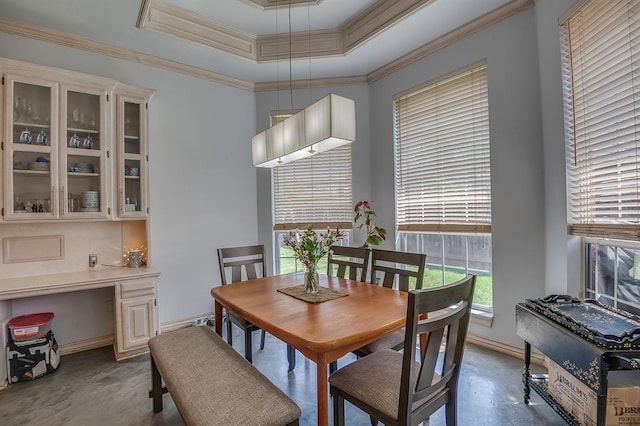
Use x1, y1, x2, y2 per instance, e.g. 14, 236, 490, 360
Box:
326, 246, 371, 375
329, 274, 477, 426
217, 244, 267, 363
327, 245, 370, 282
352, 248, 426, 358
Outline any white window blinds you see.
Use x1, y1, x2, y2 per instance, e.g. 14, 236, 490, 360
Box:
564, 0, 640, 241
271, 110, 353, 230
394, 63, 492, 233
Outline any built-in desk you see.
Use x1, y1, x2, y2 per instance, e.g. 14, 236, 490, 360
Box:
0, 267, 160, 384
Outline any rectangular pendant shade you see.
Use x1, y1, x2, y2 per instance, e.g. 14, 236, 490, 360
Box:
252, 93, 355, 168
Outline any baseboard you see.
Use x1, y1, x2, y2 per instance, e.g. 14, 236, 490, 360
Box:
160, 312, 214, 334
466, 332, 545, 366
58, 335, 113, 356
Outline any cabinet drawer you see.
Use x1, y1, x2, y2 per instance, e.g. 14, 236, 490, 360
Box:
120, 277, 156, 299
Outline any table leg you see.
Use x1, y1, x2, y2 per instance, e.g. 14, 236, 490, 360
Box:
316, 355, 329, 426
523, 341, 531, 404
214, 301, 223, 336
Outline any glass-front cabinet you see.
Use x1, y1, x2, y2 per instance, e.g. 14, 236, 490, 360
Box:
114, 84, 154, 219
4, 75, 59, 220
60, 84, 110, 219
3, 74, 111, 221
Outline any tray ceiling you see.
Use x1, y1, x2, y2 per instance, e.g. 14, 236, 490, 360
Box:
0, 0, 532, 89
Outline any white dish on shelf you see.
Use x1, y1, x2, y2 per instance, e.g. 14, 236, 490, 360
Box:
29, 162, 50, 171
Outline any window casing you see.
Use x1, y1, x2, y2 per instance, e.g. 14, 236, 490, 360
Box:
393, 62, 492, 309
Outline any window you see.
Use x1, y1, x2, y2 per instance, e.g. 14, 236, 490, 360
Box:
562, 0, 640, 314
271, 113, 353, 273
394, 62, 492, 309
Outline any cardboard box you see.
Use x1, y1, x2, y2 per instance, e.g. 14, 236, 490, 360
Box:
547, 359, 640, 426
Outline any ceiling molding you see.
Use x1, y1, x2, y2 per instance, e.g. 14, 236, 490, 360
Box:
366, 0, 535, 83
0, 0, 533, 92
342, 0, 434, 53
0, 17, 255, 92
137, 0, 257, 61
257, 29, 342, 61
137, 0, 437, 62
254, 75, 368, 92
240, 0, 322, 10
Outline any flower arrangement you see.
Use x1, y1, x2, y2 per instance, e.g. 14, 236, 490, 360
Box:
354, 200, 387, 248
282, 225, 343, 293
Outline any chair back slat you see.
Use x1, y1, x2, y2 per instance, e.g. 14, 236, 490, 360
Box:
217, 245, 266, 285
327, 246, 370, 282
397, 274, 476, 424
370, 249, 426, 291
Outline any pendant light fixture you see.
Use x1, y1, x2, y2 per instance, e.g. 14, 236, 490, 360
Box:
252, 1, 356, 168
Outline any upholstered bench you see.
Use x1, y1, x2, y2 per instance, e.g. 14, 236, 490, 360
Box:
148, 326, 301, 426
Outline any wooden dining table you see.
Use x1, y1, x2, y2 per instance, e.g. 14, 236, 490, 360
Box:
210, 272, 408, 426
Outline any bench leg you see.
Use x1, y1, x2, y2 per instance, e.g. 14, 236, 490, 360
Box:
244, 330, 253, 363
150, 354, 163, 413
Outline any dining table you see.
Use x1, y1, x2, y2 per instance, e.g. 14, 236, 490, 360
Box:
210, 272, 408, 426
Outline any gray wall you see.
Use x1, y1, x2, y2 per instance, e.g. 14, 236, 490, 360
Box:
1, 0, 583, 348
368, 8, 546, 345
0, 33, 258, 327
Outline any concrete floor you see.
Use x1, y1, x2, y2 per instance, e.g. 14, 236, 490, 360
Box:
0, 328, 566, 425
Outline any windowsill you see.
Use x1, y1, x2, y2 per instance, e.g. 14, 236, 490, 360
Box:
436, 306, 493, 327
471, 309, 493, 327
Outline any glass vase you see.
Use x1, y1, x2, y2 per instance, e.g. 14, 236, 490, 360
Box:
304, 264, 320, 294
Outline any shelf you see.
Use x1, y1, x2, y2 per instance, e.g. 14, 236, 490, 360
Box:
66, 147, 102, 157
68, 172, 99, 177
67, 127, 100, 134
11, 143, 52, 153
125, 134, 140, 140
527, 376, 580, 426
13, 121, 50, 129
13, 169, 50, 176
124, 175, 140, 180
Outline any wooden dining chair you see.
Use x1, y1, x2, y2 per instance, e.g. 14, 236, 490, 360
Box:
352, 248, 426, 358
329, 274, 476, 426
326, 246, 371, 374
327, 245, 370, 282
217, 244, 267, 363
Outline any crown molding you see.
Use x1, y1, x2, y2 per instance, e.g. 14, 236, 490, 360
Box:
254, 75, 368, 92
137, 0, 257, 61
342, 0, 433, 53
0, 17, 255, 92
0, 0, 533, 93
137, 0, 436, 62
366, 0, 535, 83
240, 0, 322, 10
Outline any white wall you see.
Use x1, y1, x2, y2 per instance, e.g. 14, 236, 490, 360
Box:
255, 85, 372, 273
0, 33, 258, 330
369, 9, 546, 346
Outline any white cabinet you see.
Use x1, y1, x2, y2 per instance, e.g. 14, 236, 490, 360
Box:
113, 84, 154, 219
115, 276, 159, 360
1, 57, 155, 222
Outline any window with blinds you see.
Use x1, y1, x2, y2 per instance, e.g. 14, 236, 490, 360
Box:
564, 0, 640, 241
394, 62, 492, 234
271, 113, 353, 231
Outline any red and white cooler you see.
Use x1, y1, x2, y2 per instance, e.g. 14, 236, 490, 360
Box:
6, 312, 60, 383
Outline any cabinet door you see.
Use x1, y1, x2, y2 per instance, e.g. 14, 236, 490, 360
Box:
60, 84, 110, 219
121, 297, 155, 351
115, 94, 149, 218
3, 74, 59, 220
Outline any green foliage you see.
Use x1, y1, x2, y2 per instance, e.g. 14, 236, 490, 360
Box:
354, 200, 387, 248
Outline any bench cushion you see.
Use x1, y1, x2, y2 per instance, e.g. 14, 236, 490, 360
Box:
148, 326, 300, 426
